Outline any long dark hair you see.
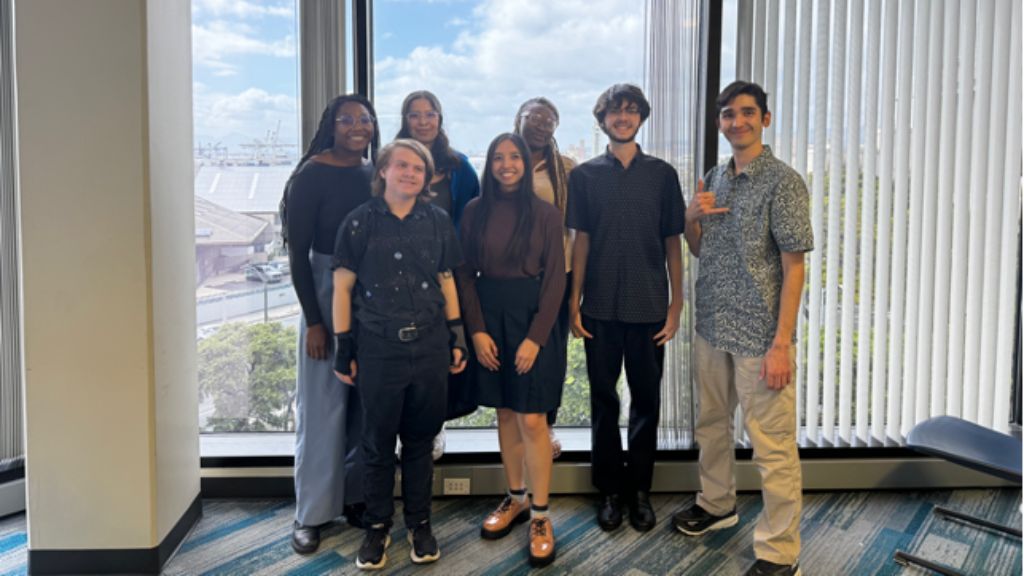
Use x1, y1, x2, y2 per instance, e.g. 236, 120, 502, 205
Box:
395, 90, 460, 176
467, 133, 535, 267
280, 94, 380, 246
514, 97, 570, 212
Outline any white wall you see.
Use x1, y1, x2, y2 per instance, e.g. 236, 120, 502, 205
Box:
16, 0, 199, 550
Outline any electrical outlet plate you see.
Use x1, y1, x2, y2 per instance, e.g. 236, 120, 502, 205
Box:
443, 477, 471, 495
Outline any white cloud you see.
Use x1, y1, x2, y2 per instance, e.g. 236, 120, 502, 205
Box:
193, 0, 292, 19
374, 0, 645, 156
193, 86, 300, 151
445, 17, 469, 27
193, 20, 296, 74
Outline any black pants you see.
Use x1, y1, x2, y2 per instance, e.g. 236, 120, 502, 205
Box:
583, 315, 664, 494
358, 322, 448, 528
548, 271, 572, 427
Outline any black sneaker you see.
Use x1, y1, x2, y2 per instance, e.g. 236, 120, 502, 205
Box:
672, 503, 738, 536
407, 520, 441, 564
744, 559, 801, 576
355, 525, 390, 571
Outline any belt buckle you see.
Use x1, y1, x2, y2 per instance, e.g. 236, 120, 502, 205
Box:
398, 325, 418, 342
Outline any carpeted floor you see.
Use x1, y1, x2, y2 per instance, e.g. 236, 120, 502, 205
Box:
0, 489, 1020, 575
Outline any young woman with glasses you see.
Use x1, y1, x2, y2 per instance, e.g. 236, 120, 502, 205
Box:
283, 94, 380, 555
395, 90, 481, 459
513, 97, 576, 460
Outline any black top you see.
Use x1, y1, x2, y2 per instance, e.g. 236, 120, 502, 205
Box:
332, 197, 463, 333
423, 173, 453, 217
566, 147, 686, 323
286, 160, 374, 326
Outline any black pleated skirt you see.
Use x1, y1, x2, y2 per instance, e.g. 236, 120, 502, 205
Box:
474, 277, 564, 413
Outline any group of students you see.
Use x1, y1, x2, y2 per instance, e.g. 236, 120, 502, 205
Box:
284, 80, 813, 576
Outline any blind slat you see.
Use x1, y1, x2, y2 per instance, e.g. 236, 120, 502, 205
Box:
838, 0, 863, 442
871, 0, 899, 442
946, 0, 977, 419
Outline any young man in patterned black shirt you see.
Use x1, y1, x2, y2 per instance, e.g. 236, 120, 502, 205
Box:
672, 81, 813, 576
566, 84, 686, 533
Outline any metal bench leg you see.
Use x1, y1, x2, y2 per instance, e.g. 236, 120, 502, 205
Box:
893, 550, 965, 576
933, 506, 1023, 538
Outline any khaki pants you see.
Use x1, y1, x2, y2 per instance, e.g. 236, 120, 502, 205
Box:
693, 334, 802, 565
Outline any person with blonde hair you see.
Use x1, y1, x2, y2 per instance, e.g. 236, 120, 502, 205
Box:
331, 139, 467, 570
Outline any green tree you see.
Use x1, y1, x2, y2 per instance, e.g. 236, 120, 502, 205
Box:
198, 322, 298, 432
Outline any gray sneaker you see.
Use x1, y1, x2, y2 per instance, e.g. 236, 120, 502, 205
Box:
431, 427, 446, 461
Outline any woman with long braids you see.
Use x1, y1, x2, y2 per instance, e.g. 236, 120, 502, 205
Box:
457, 133, 566, 566
283, 94, 380, 555
513, 97, 576, 459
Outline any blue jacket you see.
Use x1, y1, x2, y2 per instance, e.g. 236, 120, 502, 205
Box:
449, 151, 480, 232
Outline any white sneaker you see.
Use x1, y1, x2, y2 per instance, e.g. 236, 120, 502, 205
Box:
549, 429, 562, 460
431, 427, 446, 461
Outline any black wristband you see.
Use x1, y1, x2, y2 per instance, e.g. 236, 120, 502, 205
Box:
334, 332, 355, 375
447, 319, 467, 362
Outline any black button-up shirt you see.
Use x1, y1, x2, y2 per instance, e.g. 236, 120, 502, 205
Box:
333, 197, 463, 334
566, 147, 686, 323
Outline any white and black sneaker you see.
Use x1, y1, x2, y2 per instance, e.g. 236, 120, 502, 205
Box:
672, 503, 739, 536
407, 520, 441, 564
355, 525, 390, 571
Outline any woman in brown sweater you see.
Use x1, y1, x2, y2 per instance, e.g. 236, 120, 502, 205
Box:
456, 133, 565, 566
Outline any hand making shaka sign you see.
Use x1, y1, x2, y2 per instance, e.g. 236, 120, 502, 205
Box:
685, 179, 730, 225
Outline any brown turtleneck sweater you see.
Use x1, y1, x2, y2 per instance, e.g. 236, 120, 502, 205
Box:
456, 193, 566, 346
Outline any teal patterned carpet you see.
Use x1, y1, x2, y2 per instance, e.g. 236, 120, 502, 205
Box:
0, 489, 1020, 575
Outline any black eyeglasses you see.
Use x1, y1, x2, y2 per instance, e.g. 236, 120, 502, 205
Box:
335, 114, 375, 127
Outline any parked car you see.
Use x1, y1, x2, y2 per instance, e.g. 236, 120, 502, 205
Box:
244, 264, 283, 283
267, 260, 290, 276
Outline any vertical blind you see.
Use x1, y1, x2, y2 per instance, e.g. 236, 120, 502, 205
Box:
0, 0, 25, 471
735, 0, 1022, 446
643, 0, 701, 449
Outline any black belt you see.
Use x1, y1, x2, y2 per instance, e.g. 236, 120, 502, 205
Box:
363, 319, 441, 343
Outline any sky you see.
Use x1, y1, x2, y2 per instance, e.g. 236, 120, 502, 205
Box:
191, 0, 658, 161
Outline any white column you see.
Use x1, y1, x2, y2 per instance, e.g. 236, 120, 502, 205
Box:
16, 0, 199, 565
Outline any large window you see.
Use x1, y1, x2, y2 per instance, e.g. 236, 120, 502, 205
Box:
192, 0, 301, 433
373, 0, 648, 428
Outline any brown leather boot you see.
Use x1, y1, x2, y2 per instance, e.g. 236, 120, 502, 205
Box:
480, 495, 530, 539
528, 516, 556, 567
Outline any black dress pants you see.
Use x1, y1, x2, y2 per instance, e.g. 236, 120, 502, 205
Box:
583, 315, 664, 494
358, 322, 448, 528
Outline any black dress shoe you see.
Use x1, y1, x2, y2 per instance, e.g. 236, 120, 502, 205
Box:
629, 491, 656, 532
291, 521, 321, 555
597, 493, 623, 531
344, 503, 367, 529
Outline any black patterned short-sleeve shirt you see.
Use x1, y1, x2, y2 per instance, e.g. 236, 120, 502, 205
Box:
332, 197, 463, 332
566, 147, 686, 324
695, 146, 814, 357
